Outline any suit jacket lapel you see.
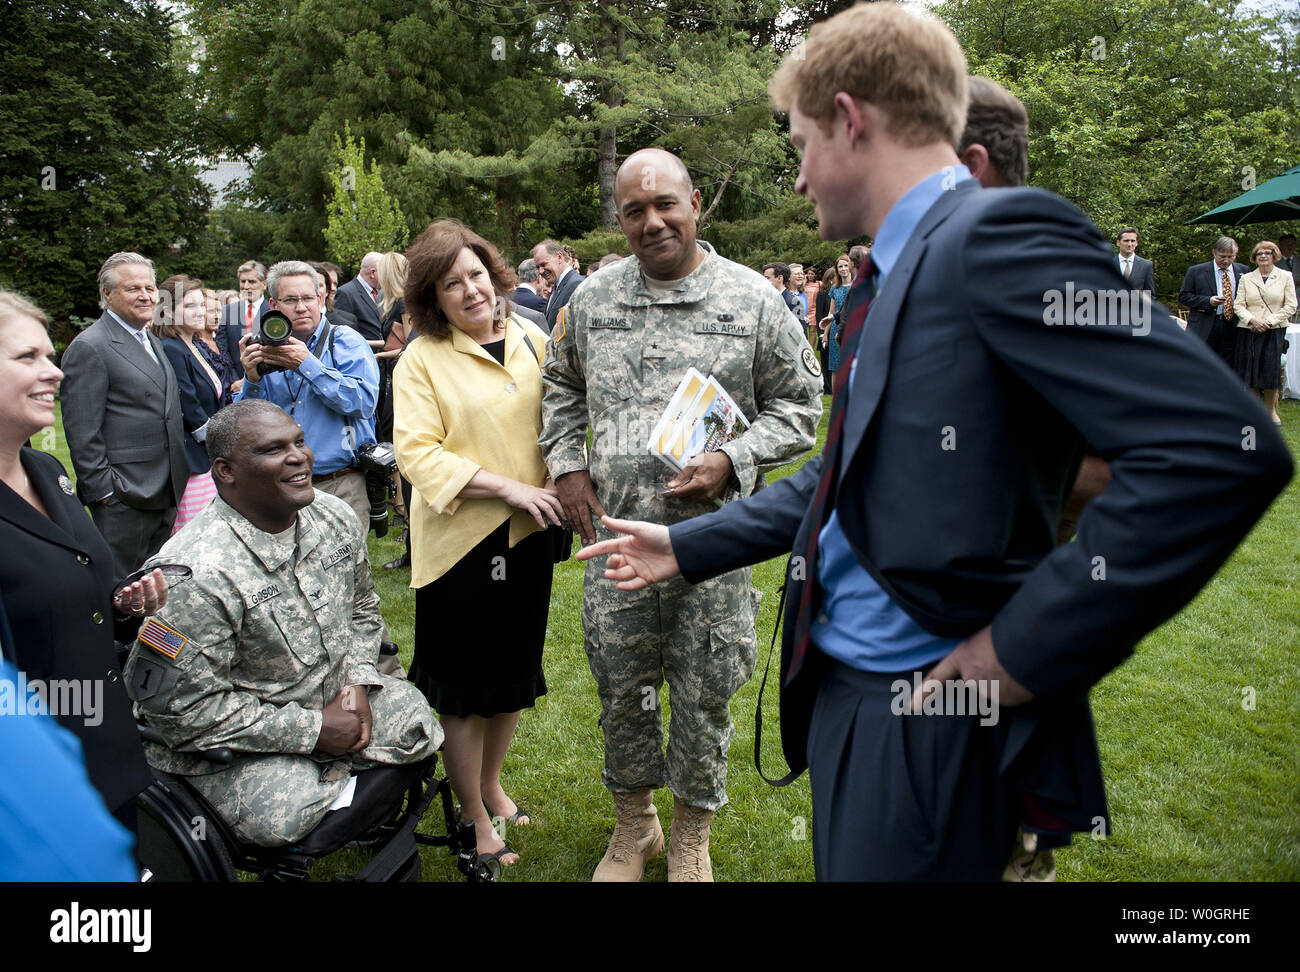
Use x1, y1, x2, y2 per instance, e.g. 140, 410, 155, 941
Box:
105, 317, 165, 390
839, 184, 972, 477
150, 330, 175, 398
0, 452, 87, 555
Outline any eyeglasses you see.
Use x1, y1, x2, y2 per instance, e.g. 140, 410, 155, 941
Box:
276, 295, 319, 306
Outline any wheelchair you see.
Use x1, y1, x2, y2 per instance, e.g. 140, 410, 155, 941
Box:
133, 726, 503, 883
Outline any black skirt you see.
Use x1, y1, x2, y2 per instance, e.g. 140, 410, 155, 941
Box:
410, 518, 552, 718
1233, 326, 1284, 389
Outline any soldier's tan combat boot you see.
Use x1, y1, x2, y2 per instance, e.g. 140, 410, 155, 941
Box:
591, 789, 664, 882
666, 795, 714, 882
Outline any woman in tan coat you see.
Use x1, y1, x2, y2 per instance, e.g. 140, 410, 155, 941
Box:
1233, 240, 1296, 425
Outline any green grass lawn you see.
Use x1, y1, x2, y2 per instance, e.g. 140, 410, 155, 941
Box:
42, 398, 1300, 881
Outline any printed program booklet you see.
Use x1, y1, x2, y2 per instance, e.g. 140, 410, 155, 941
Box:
647, 367, 750, 473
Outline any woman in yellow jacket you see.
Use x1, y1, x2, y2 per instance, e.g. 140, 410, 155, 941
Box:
394, 219, 563, 868
1233, 240, 1297, 425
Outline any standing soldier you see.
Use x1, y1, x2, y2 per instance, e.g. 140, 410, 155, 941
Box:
541, 147, 821, 881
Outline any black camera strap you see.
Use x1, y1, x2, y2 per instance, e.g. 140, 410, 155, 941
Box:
286, 318, 337, 418
754, 571, 802, 787
515, 317, 543, 368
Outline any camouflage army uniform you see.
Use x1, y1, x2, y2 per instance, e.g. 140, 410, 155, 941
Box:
541, 243, 821, 809
123, 490, 441, 847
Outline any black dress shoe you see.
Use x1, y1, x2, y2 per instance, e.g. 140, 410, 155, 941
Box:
383, 553, 411, 570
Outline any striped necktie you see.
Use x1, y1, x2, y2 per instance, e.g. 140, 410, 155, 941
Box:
787, 259, 878, 680
136, 328, 159, 366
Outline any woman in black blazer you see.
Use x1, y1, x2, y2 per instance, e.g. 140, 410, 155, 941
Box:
157, 276, 224, 534
0, 289, 166, 836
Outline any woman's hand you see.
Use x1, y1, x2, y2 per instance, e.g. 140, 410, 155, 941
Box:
459, 469, 564, 527
1250, 316, 1271, 333
498, 479, 565, 528
113, 568, 169, 619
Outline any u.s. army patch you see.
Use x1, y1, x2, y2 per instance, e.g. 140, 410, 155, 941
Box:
554, 307, 567, 343
801, 346, 822, 378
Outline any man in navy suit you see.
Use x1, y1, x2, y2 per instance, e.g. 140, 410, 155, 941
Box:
532, 239, 585, 332
763, 262, 803, 316
1179, 236, 1252, 370
217, 260, 269, 363
332, 251, 386, 347
1116, 227, 1155, 295
513, 258, 549, 314
577, 3, 1291, 880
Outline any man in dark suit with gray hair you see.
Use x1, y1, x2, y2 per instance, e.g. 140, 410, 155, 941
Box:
61, 251, 188, 575
513, 258, 548, 314
1179, 236, 1251, 370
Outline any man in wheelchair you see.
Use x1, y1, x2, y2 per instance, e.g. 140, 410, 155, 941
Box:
124, 399, 442, 848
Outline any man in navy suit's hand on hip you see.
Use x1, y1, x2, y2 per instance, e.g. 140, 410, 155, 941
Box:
577, 2, 1292, 881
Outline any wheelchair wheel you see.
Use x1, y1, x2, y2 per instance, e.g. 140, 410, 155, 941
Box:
136, 776, 237, 882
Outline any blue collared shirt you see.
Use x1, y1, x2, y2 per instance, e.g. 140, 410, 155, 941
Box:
811, 164, 972, 673
235, 313, 379, 474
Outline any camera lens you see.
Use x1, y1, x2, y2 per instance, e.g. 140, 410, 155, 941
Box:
261, 314, 291, 342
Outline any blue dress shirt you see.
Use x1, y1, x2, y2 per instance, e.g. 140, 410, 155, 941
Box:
235, 313, 379, 474
812, 165, 972, 673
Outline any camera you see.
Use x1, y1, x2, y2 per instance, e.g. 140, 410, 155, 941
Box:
356, 441, 398, 538
246, 308, 294, 377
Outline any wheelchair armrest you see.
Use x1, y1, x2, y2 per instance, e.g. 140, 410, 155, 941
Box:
137, 723, 234, 765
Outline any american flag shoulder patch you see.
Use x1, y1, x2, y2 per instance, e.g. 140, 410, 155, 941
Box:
138, 618, 189, 659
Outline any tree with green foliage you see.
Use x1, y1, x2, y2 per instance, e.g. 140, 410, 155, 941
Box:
938, 0, 1300, 300
183, 0, 571, 259
323, 126, 409, 272
0, 0, 210, 324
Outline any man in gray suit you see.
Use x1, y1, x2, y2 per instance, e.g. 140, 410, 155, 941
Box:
61, 252, 188, 575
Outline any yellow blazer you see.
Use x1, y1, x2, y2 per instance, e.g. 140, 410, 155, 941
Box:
393, 314, 551, 587
1234, 268, 1296, 329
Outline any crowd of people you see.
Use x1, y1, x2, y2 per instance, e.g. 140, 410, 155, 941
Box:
1, 2, 1294, 884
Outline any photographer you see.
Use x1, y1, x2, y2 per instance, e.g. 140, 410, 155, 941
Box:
235, 260, 380, 531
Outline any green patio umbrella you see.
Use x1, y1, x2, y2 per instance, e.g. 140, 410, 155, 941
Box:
1187, 163, 1300, 225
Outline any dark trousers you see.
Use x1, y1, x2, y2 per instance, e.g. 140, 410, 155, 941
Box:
806, 658, 1020, 880
113, 799, 141, 872
818, 341, 832, 394
1204, 316, 1238, 372
90, 499, 176, 577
